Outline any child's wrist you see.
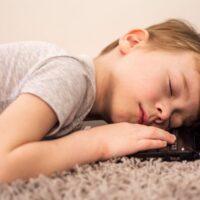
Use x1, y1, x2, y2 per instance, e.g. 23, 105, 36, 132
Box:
83, 128, 106, 161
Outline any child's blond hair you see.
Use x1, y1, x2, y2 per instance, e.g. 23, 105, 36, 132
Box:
99, 18, 200, 72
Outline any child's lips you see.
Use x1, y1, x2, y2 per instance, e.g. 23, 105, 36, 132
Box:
138, 103, 147, 124
138, 103, 143, 124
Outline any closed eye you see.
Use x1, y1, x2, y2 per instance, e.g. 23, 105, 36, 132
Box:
168, 78, 173, 130
169, 79, 173, 96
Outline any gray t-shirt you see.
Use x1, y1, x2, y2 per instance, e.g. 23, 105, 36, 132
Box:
0, 41, 96, 140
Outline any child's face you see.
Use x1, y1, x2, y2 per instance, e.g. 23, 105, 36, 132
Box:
91, 29, 200, 131
109, 48, 200, 130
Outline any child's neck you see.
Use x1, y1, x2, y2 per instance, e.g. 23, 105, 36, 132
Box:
87, 53, 115, 122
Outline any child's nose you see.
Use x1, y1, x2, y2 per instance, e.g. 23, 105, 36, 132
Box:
154, 109, 172, 129
155, 102, 172, 121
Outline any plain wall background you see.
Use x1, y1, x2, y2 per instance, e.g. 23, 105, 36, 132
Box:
1, 0, 200, 57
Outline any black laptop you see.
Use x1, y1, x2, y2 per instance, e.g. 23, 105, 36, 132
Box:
131, 123, 200, 161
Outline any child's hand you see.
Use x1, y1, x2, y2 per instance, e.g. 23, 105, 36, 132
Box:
88, 122, 176, 161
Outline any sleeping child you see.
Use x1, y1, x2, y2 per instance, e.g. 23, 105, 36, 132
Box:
0, 18, 199, 183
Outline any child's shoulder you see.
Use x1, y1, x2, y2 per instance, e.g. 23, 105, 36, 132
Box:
0, 40, 60, 48
0, 41, 68, 56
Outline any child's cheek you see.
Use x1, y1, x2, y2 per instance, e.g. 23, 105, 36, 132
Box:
142, 87, 159, 102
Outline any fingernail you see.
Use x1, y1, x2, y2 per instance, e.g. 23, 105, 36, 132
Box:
172, 135, 176, 141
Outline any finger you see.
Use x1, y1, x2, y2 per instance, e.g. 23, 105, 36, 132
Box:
138, 127, 176, 144
136, 139, 167, 151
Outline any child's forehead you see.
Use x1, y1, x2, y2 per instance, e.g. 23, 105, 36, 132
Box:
193, 54, 200, 74
134, 49, 196, 66
163, 51, 197, 70
122, 49, 198, 76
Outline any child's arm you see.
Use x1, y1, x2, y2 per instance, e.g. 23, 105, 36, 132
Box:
0, 123, 176, 184
0, 129, 103, 183
0, 92, 102, 183
0, 122, 175, 183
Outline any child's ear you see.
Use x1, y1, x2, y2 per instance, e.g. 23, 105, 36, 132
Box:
118, 29, 149, 55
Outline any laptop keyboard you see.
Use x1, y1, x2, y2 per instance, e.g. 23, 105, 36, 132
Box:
160, 128, 194, 153
145, 129, 189, 153
133, 126, 200, 160
166, 130, 179, 151
170, 142, 178, 151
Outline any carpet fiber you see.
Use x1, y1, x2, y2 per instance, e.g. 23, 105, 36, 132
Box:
1, 120, 200, 200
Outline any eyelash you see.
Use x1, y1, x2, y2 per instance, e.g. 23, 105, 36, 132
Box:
168, 79, 173, 129
169, 80, 173, 96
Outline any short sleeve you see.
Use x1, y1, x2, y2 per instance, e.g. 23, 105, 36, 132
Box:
19, 56, 87, 136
